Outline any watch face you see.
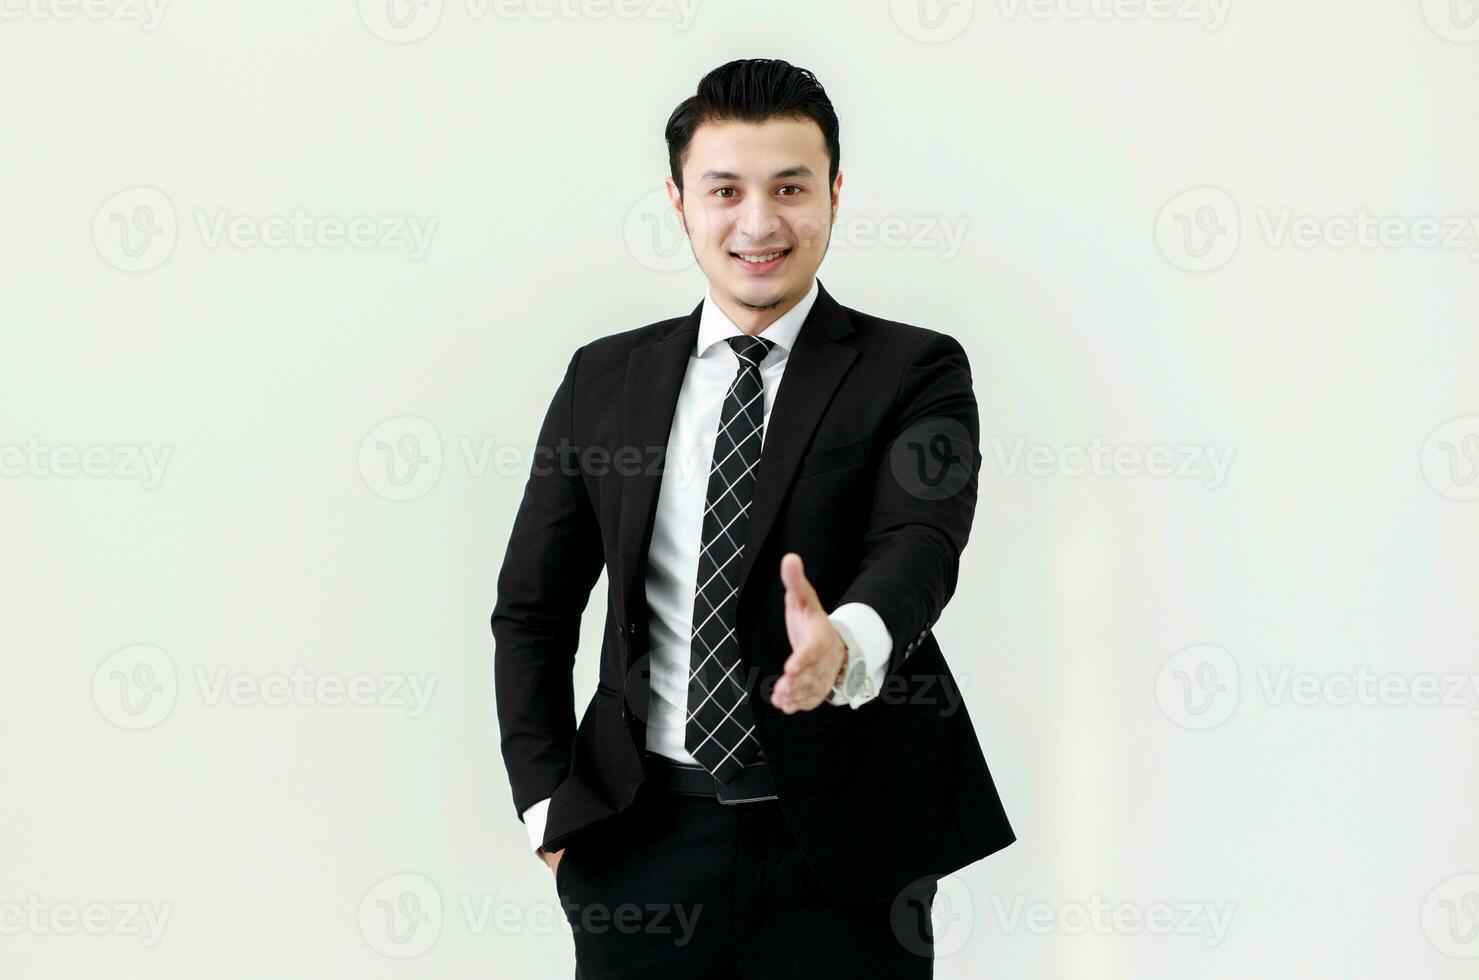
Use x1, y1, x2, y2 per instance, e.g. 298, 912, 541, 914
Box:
834, 649, 851, 687
832, 650, 869, 705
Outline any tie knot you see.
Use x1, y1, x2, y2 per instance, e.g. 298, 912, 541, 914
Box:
727, 335, 773, 368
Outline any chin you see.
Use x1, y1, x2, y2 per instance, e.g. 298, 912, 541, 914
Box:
736, 288, 788, 310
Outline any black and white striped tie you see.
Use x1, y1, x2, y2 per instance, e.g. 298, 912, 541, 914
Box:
685, 334, 774, 783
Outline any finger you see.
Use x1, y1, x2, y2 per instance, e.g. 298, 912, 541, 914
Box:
787, 670, 828, 707
778, 685, 812, 713
783, 648, 816, 677
780, 553, 820, 610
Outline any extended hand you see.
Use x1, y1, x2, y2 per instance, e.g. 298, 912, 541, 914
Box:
769, 553, 847, 714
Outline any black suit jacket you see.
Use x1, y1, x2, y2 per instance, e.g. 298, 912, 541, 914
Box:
492, 279, 1014, 905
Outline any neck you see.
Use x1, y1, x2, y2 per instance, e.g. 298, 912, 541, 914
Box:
711, 278, 813, 336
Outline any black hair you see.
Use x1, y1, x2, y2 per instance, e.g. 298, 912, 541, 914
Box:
664, 58, 840, 198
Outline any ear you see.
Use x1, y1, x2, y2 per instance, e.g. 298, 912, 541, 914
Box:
665, 177, 685, 229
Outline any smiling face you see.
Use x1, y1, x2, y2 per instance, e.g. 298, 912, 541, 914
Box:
666, 115, 841, 327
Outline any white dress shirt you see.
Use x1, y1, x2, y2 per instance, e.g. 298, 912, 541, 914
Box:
522, 277, 893, 853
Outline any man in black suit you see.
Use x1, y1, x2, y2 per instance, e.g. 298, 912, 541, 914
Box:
492, 58, 1013, 978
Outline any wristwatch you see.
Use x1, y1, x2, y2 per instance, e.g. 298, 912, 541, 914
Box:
826, 629, 874, 709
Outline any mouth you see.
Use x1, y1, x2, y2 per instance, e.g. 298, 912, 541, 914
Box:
729, 247, 792, 273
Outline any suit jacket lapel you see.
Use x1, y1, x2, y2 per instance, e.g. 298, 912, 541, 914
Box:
616, 302, 699, 624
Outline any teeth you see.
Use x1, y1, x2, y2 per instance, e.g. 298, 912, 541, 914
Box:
736, 251, 786, 263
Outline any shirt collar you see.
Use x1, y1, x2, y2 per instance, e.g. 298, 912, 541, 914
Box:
696, 277, 821, 359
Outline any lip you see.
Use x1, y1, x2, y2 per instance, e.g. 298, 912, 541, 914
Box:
730, 248, 791, 274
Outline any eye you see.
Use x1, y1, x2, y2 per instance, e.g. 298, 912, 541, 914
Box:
713, 186, 738, 199
777, 185, 804, 197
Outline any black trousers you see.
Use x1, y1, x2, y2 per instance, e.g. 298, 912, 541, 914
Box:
553, 781, 938, 978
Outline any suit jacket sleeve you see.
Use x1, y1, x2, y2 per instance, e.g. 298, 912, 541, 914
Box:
835, 331, 980, 676
491, 346, 605, 818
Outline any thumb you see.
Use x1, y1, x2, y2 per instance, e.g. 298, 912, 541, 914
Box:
780, 553, 820, 610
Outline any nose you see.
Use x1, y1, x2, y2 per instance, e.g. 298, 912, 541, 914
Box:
734, 194, 783, 245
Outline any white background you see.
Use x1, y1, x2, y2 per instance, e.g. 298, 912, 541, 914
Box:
3, 0, 1478, 976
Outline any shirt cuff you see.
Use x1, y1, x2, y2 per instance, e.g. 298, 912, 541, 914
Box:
826, 602, 893, 708
522, 798, 551, 857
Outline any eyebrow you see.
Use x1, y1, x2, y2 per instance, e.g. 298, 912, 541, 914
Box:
698, 165, 816, 182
